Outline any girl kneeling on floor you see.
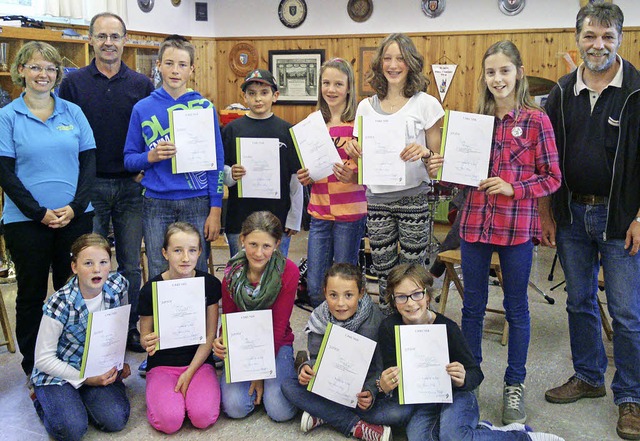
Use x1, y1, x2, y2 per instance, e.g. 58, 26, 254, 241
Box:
282, 263, 397, 441
31, 233, 130, 441
379, 263, 564, 441
213, 210, 299, 421
139, 222, 222, 434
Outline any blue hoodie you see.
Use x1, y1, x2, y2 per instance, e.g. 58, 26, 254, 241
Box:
123, 87, 224, 207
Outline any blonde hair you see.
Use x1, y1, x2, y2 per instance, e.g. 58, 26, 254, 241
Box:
158, 36, 195, 66
367, 33, 428, 100
476, 40, 541, 116
11, 41, 63, 89
70, 233, 112, 264
318, 58, 357, 123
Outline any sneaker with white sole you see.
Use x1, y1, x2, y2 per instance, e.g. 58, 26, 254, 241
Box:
300, 411, 325, 433
352, 420, 392, 441
527, 433, 565, 441
503, 382, 527, 424
138, 359, 147, 378
478, 420, 532, 432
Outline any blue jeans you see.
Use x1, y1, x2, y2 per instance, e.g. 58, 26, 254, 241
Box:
460, 239, 533, 384
281, 378, 415, 436
33, 381, 129, 441
142, 196, 210, 279
91, 177, 143, 329
227, 233, 291, 259
220, 345, 297, 421
556, 201, 640, 404
306, 217, 366, 307
411, 391, 530, 441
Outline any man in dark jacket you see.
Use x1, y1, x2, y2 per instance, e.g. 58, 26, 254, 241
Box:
540, 3, 640, 440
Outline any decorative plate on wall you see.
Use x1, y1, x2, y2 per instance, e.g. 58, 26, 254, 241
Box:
348, 0, 373, 23
137, 0, 154, 13
228, 42, 259, 77
171, 0, 181, 6
498, 0, 526, 16
422, 0, 446, 18
278, 0, 308, 28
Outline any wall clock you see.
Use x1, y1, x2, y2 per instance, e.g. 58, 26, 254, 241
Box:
278, 0, 307, 28
137, 0, 154, 13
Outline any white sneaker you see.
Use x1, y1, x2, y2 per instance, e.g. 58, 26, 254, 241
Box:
527, 433, 565, 441
300, 411, 325, 433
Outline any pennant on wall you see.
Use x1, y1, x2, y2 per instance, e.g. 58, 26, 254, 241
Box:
431, 64, 457, 102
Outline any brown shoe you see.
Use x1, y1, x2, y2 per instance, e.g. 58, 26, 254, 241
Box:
544, 376, 606, 404
618, 403, 640, 440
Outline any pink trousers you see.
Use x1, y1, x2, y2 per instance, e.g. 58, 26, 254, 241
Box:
146, 364, 220, 434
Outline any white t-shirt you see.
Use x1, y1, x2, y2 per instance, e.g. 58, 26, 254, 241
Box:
353, 92, 444, 198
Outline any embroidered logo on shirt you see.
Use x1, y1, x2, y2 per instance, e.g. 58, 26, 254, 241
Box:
57, 124, 75, 131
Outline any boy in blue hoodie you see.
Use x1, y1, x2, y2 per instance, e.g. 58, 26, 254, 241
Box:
123, 37, 224, 279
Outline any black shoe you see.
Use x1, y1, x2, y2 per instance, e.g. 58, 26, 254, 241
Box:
127, 329, 145, 353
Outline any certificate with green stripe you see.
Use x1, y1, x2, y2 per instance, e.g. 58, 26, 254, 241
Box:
169, 107, 217, 174
236, 137, 280, 199
80, 304, 131, 378
221, 310, 275, 383
307, 322, 377, 408
290, 110, 341, 182
395, 323, 452, 404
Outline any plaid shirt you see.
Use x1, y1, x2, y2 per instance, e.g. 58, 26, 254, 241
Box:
31, 272, 128, 387
459, 108, 561, 246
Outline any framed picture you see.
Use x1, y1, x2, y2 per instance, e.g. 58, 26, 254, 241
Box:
268, 49, 325, 104
359, 47, 377, 97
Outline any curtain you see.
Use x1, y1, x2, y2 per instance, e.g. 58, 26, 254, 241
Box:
44, 0, 128, 22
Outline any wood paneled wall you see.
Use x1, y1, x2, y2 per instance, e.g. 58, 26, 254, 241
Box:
193, 28, 640, 124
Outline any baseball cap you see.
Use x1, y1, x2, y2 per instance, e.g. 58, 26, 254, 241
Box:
241, 69, 278, 92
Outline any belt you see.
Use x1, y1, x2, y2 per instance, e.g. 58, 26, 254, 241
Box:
571, 193, 608, 205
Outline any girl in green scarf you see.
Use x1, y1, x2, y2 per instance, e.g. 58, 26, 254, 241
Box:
213, 211, 300, 422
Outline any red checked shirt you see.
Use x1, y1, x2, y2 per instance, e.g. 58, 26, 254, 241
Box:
459, 108, 561, 246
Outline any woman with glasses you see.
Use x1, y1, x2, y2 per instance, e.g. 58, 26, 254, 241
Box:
376, 264, 564, 441
0, 41, 96, 378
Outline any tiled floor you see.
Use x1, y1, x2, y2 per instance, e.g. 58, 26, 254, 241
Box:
0, 226, 620, 441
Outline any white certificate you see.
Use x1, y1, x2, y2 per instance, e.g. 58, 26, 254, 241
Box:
358, 115, 406, 186
438, 110, 494, 187
222, 310, 276, 383
170, 107, 218, 174
395, 324, 453, 404
80, 304, 131, 378
236, 137, 281, 199
152, 277, 206, 351
307, 323, 377, 408
290, 111, 342, 182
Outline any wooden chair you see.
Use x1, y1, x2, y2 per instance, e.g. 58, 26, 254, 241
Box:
436, 249, 509, 346
208, 235, 230, 275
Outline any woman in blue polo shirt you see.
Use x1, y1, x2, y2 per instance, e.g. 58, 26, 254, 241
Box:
0, 41, 96, 377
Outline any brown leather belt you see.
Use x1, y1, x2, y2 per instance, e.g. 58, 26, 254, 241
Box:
571, 192, 608, 205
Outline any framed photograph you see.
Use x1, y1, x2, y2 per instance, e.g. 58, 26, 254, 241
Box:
359, 47, 377, 97
269, 49, 325, 104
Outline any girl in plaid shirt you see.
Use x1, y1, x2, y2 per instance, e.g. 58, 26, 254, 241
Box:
427, 41, 561, 426
31, 233, 130, 441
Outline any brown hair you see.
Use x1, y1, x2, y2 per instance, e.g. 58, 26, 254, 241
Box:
476, 40, 541, 116
366, 33, 428, 100
162, 222, 202, 250
158, 36, 195, 66
89, 12, 127, 36
239, 211, 283, 243
70, 233, 112, 264
385, 263, 433, 309
322, 263, 364, 294
11, 41, 63, 89
318, 58, 357, 123
576, 2, 623, 37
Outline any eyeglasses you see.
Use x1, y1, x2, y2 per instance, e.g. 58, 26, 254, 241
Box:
23, 64, 58, 74
93, 33, 124, 43
393, 290, 426, 304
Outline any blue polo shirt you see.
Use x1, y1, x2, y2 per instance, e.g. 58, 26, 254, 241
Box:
0, 93, 96, 224
58, 60, 154, 178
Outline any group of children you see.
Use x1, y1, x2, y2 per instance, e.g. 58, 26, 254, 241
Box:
29, 30, 565, 441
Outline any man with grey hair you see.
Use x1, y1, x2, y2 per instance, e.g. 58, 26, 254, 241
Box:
59, 12, 154, 353
540, 3, 640, 439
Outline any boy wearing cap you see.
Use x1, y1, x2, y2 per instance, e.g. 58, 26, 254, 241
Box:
222, 69, 303, 257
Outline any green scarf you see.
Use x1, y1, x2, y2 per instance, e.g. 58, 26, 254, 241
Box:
224, 249, 287, 311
